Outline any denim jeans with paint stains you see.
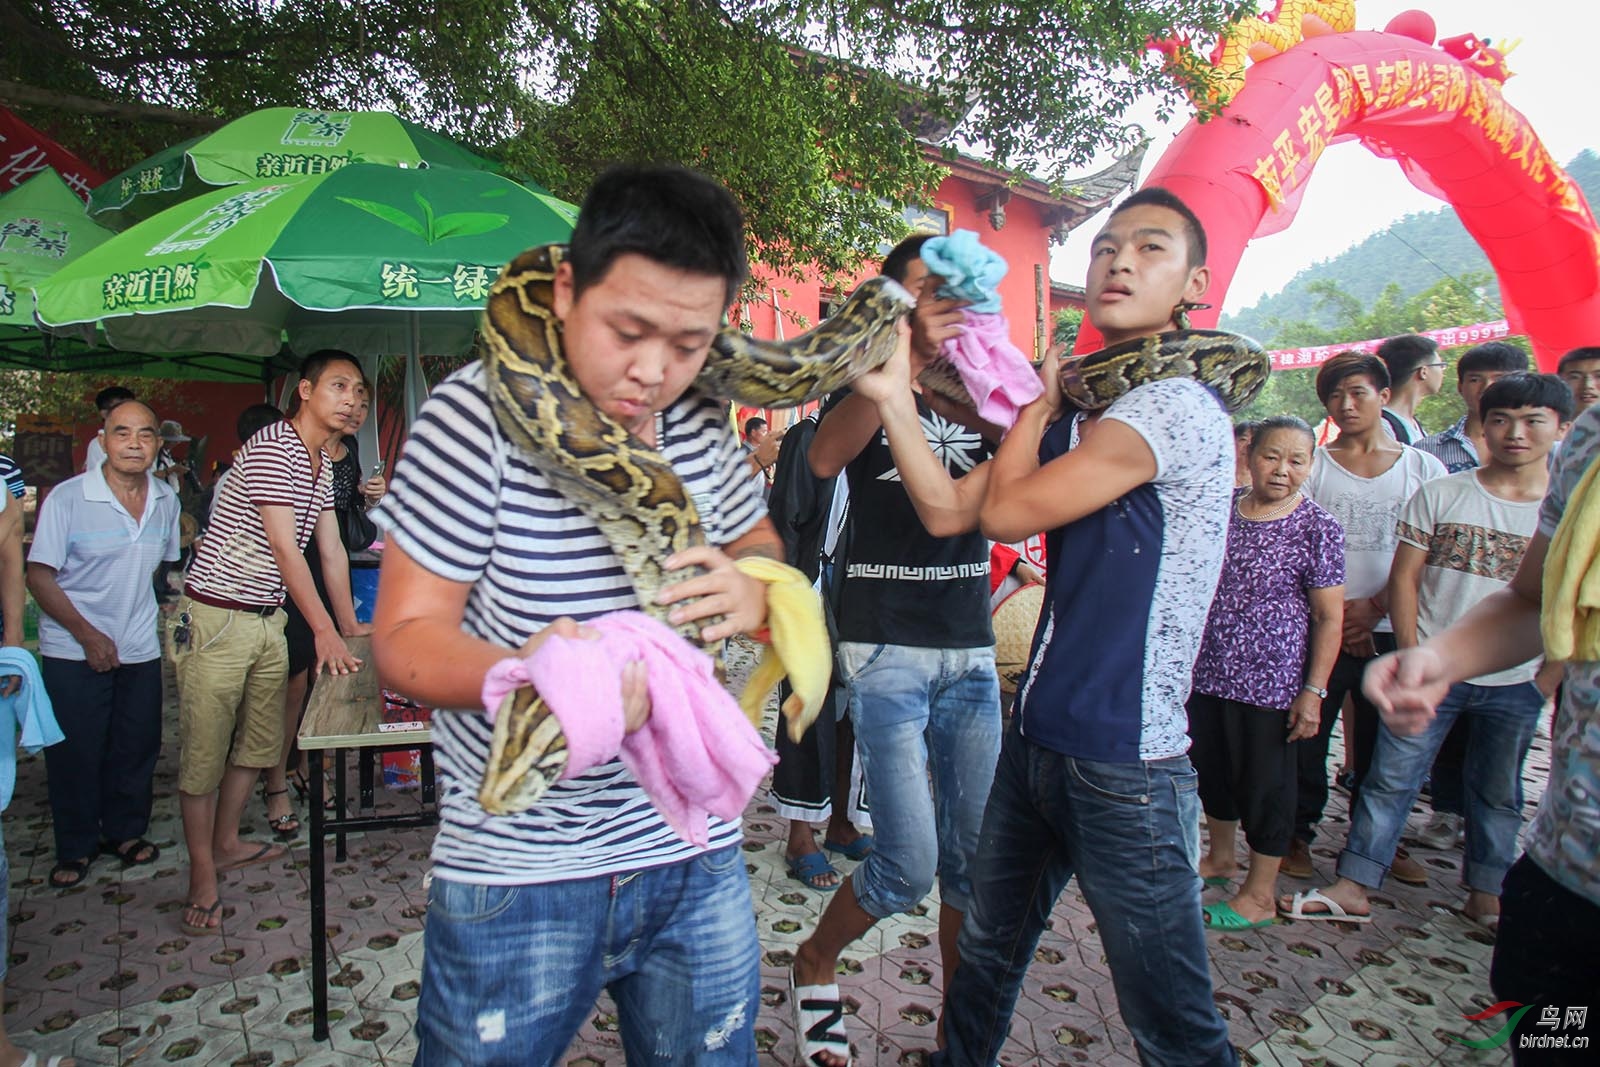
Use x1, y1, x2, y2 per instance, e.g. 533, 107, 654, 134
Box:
837, 641, 1002, 918
413, 845, 759, 1066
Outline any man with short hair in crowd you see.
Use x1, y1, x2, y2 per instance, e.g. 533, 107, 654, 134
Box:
1377, 334, 1445, 445
791, 230, 1003, 1066
371, 165, 777, 1062
1416, 342, 1529, 473
1410, 341, 1531, 852
1291, 353, 1446, 883
173, 352, 367, 936
29, 399, 181, 889
83, 385, 135, 473
935, 187, 1237, 1066
1283, 373, 1570, 930
1557, 345, 1600, 419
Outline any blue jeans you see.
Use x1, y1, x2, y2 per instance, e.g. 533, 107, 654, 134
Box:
838, 641, 1001, 917
1338, 680, 1544, 894
413, 847, 759, 1066
939, 724, 1236, 1067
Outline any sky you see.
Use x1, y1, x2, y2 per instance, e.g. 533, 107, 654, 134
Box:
1048, 0, 1598, 316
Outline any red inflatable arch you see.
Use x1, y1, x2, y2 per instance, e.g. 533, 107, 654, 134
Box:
1075, 7, 1600, 370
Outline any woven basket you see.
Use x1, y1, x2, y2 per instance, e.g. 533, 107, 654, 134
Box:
992, 583, 1045, 696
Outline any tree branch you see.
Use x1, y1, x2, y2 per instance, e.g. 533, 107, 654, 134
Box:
0, 80, 225, 129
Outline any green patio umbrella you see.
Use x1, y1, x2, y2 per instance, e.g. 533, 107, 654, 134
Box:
87, 107, 528, 230
0, 168, 112, 341
35, 164, 578, 368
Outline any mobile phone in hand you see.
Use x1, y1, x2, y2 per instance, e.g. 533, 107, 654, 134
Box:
369, 459, 386, 479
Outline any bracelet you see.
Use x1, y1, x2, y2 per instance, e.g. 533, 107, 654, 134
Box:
1302, 683, 1329, 699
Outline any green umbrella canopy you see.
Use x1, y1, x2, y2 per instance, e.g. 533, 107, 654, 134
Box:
0, 168, 112, 337
36, 164, 579, 358
87, 108, 533, 230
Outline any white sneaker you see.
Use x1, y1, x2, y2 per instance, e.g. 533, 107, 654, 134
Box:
1415, 812, 1464, 850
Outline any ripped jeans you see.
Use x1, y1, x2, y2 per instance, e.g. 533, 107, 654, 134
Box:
413, 846, 759, 1066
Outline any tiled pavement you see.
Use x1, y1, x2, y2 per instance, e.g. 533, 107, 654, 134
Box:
3, 637, 1535, 1065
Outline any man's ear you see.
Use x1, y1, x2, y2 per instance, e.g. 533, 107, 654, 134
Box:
1184, 265, 1211, 304
1378, 387, 1393, 405
552, 261, 575, 320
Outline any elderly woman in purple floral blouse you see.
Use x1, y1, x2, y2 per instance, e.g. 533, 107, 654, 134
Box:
1188, 415, 1346, 929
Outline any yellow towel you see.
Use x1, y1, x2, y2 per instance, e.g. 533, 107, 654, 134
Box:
732, 557, 832, 742
1542, 452, 1600, 662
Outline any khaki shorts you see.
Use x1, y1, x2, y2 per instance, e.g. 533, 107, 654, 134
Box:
173, 598, 289, 795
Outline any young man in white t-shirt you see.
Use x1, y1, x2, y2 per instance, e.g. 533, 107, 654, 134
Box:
1281, 373, 1571, 927
1293, 353, 1446, 880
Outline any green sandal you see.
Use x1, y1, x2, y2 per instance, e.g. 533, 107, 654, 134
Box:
1203, 901, 1278, 930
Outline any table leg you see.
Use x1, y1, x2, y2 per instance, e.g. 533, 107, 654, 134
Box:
359, 749, 375, 810
420, 745, 437, 806
310, 748, 329, 1043
335, 754, 348, 863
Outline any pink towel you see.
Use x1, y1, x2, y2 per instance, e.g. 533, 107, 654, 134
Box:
481, 612, 777, 846
940, 310, 1043, 430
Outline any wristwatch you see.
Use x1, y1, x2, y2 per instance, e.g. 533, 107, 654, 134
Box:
1302, 683, 1329, 699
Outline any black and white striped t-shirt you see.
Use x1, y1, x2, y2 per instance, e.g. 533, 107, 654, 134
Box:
371, 361, 766, 885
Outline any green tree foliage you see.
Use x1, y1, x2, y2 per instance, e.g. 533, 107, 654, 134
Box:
1052, 307, 1082, 350
1, 0, 1242, 279
1237, 272, 1531, 431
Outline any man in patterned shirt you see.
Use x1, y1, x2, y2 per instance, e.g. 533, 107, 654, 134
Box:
935, 188, 1238, 1066
1367, 388, 1600, 1064
370, 165, 781, 1064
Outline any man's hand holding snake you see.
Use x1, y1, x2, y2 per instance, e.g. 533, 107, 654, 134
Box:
909, 273, 965, 365
657, 545, 770, 643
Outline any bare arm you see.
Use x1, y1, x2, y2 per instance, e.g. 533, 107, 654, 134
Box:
314, 511, 367, 636
260, 504, 360, 674
872, 386, 990, 538
1365, 532, 1547, 733
982, 406, 1156, 544
1386, 541, 1427, 648
808, 392, 883, 479
1305, 584, 1345, 691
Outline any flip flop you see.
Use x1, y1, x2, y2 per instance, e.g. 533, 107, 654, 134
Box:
100, 837, 161, 867
1202, 875, 1232, 888
790, 967, 851, 1066
48, 858, 91, 889
1204, 901, 1277, 930
216, 841, 285, 874
822, 835, 874, 861
1279, 888, 1371, 924
17, 1052, 73, 1066
179, 898, 223, 936
787, 851, 840, 892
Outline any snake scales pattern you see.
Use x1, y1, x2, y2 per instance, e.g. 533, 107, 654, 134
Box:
475, 244, 1268, 815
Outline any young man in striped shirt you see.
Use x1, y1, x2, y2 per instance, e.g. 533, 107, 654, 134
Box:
173, 351, 367, 936
371, 165, 782, 1064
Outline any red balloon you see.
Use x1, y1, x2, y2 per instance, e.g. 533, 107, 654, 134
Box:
1384, 10, 1436, 45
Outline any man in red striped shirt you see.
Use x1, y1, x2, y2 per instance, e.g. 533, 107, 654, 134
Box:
173, 350, 369, 937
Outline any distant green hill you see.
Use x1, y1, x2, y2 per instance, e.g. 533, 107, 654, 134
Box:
1221, 150, 1600, 339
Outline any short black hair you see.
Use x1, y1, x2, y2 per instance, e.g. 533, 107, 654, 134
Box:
1248, 414, 1315, 455
882, 234, 934, 286
1232, 419, 1261, 442
1480, 372, 1575, 423
1109, 187, 1208, 268
1558, 346, 1600, 374
1457, 341, 1528, 376
298, 349, 363, 388
568, 165, 748, 308
236, 403, 282, 445
1316, 352, 1391, 406
1376, 334, 1438, 382
95, 385, 135, 412
743, 416, 768, 437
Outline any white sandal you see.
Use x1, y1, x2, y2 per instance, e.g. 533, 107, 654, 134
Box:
1280, 887, 1372, 924
790, 967, 851, 1066
19, 1052, 73, 1066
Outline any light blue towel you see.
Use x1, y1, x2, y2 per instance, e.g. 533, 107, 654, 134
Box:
921, 229, 1008, 314
0, 647, 65, 812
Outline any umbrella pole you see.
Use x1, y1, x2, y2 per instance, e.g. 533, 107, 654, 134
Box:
356, 352, 381, 470
403, 311, 425, 429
